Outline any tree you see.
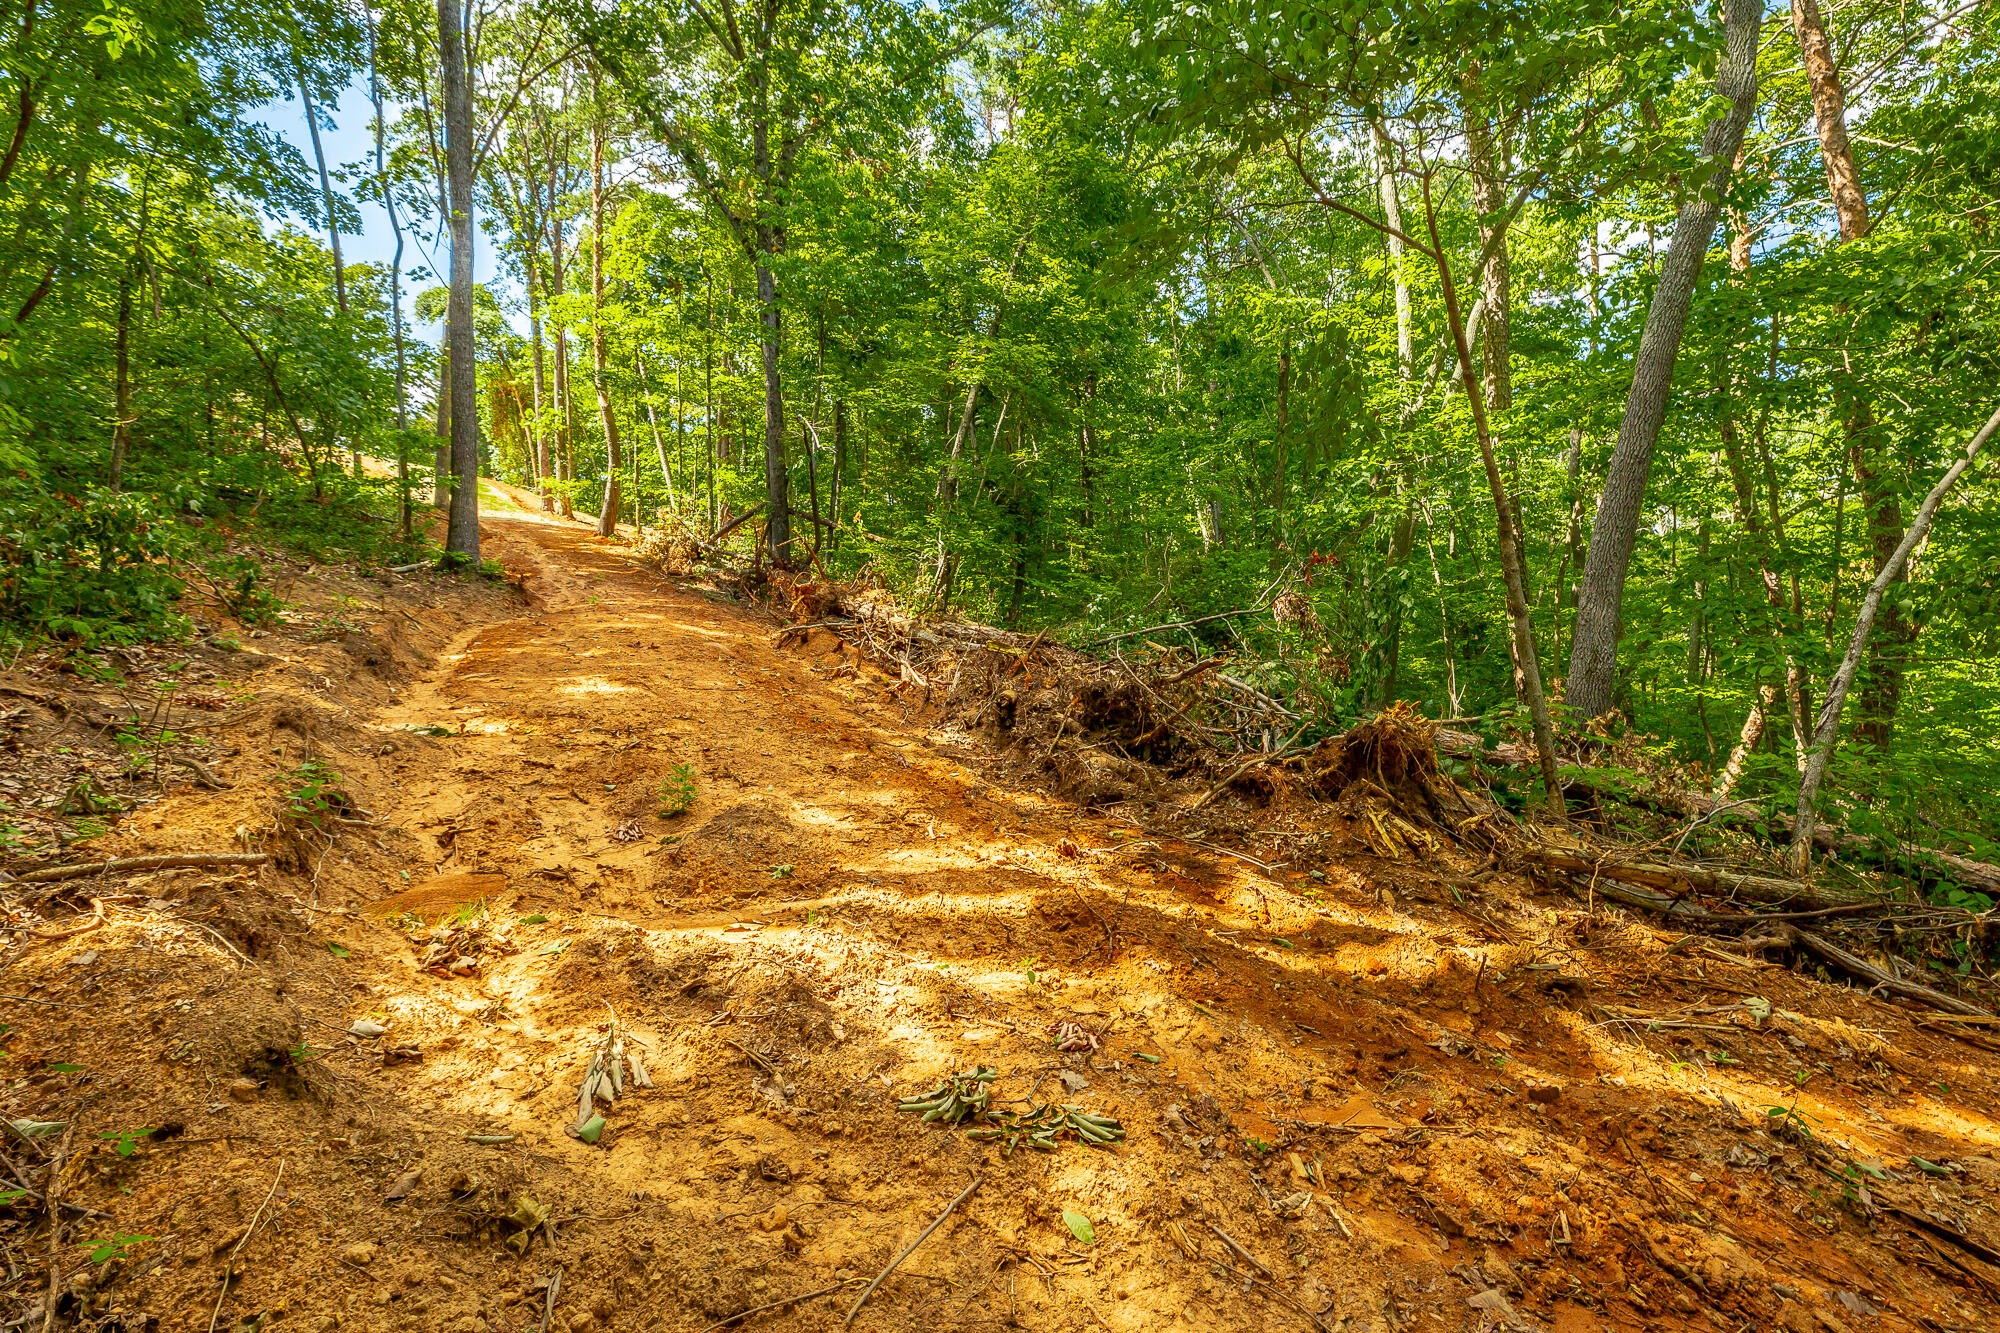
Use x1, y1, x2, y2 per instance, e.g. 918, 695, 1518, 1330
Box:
1565, 0, 1761, 723
439, 0, 480, 559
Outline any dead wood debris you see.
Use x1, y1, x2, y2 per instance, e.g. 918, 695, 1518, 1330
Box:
765, 573, 1997, 1016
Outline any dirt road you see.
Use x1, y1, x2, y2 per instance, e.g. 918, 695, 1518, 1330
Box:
9, 495, 2000, 1333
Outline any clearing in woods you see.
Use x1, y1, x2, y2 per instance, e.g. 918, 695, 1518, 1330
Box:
9, 489, 2000, 1333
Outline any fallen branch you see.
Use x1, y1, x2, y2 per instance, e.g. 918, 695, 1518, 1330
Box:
1786, 927, 1992, 1018
1518, 846, 1872, 909
13, 853, 270, 884
843, 1174, 980, 1326
1087, 608, 1259, 648
208, 1159, 284, 1333
1552, 861, 1994, 1016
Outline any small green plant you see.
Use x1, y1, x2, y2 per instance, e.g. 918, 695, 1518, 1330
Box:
100, 1128, 151, 1158
447, 899, 489, 927
1766, 1103, 1819, 1144
81, 1234, 152, 1263
657, 764, 697, 817
768, 863, 795, 879
283, 758, 346, 828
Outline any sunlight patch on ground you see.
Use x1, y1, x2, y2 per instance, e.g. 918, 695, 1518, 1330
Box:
558, 676, 636, 696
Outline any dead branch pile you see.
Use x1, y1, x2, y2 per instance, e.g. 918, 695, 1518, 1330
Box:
770, 572, 1307, 807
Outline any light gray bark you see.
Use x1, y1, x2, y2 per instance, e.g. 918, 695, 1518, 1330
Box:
1792, 402, 2000, 875
1565, 0, 1761, 721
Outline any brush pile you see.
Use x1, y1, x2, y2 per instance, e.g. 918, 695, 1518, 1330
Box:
770, 571, 1326, 808
762, 571, 2000, 1018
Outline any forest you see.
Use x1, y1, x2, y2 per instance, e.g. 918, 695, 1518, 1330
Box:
10, 4, 2000, 1331
6, 0, 2000, 864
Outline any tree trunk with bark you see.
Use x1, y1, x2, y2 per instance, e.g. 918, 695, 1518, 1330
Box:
1565, 0, 1761, 722
589, 92, 622, 537
1793, 403, 2000, 875
438, 0, 479, 559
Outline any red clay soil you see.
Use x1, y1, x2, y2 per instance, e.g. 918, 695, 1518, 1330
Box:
3, 487, 1997, 1333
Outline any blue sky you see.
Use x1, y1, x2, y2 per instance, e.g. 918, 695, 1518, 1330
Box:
250, 75, 518, 340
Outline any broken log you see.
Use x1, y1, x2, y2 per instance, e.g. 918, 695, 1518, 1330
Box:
1442, 731, 2000, 894
1517, 846, 1873, 909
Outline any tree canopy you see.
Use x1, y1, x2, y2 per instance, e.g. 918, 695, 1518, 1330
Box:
6, 0, 2000, 862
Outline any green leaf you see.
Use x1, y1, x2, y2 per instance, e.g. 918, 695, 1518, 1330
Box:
519, 914, 549, 925
1061, 1209, 1095, 1244
325, 941, 351, 958
576, 1114, 606, 1144
49, 1063, 83, 1073
540, 941, 568, 956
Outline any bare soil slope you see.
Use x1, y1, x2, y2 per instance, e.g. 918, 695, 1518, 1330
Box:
6, 492, 1999, 1333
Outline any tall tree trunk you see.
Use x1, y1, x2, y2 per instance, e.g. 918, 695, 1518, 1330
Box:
589, 91, 622, 537
438, 0, 479, 559
1461, 90, 1511, 411
1794, 402, 2000, 874
367, 7, 412, 535
1790, 0, 1903, 745
1565, 0, 1760, 722
107, 272, 132, 492
1419, 170, 1564, 811
1791, 0, 1870, 242
756, 260, 790, 561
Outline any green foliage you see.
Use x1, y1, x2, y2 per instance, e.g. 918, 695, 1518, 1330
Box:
656, 764, 697, 817
282, 759, 346, 829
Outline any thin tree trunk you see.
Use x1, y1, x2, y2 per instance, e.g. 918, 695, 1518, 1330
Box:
1371, 121, 1412, 380
1791, 0, 1870, 242
107, 272, 132, 492
526, 262, 551, 510
433, 347, 451, 507
1461, 88, 1510, 411
637, 352, 676, 510
1566, 0, 1760, 722
294, 52, 354, 478
1419, 168, 1563, 811
756, 259, 789, 561
439, 0, 479, 559
367, 7, 411, 535
294, 54, 347, 314
1793, 402, 2000, 874
589, 89, 622, 538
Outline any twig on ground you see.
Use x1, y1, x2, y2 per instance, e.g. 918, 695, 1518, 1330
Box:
843, 1174, 981, 1327
15, 853, 269, 884
41, 1123, 73, 1333
1206, 1221, 1274, 1278
539, 1266, 563, 1333
207, 1159, 284, 1333
700, 1278, 862, 1332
